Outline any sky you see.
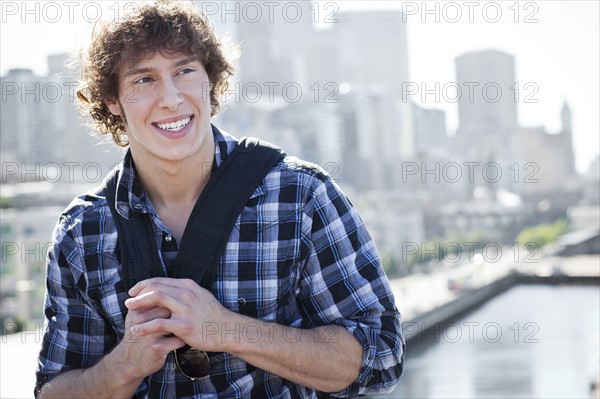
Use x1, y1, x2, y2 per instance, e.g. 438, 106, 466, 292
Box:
1, 0, 598, 173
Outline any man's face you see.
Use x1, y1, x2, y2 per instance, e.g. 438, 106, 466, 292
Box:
106, 52, 213, 165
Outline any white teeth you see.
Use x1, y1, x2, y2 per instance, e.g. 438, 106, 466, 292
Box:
156, 117, 191, 131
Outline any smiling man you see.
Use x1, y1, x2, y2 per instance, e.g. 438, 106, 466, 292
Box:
35, 1, 404, 398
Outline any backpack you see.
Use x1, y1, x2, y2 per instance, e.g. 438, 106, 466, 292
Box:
102, 136, 285, 289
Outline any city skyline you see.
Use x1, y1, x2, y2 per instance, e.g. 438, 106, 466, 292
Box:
0, 1, 598, 173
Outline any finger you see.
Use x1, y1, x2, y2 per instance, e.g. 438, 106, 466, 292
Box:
125, 289, 181, 312
129, 277, 197, 297
134, 317, 178, 337
124, 321, 172, 343
128, 278, 170, 297
127, 334, 186, 358
142, 306, 172, 320
160, 334, 187, 352
129, 306, 172, 325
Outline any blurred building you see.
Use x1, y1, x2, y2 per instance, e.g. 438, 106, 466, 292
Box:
234, 1, 313, 88
0, 54, 122, 185
0, 208, 61, 322
454, 49, 522, 195
308, 10, 414, 159
316, 11, 411, 96
227, 7, 412, 101
0, 68, 61, 166
579, 156, 600, 206
337, 85, 405, 191
358, 193, 425, 274
439, 200, 526, 243
586, 156, 600, 182
274, 101, 344, 168
47, 53, 121, 175
567, 206, 600, 231
412, 103, 448, 157
520, 103, 578, 196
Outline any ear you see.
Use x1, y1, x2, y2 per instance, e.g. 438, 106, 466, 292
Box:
105, 98, 122, 116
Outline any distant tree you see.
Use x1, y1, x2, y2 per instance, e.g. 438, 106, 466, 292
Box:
381, 251, 398, 277
0, 197, 13, 209
516, 219, 569, 248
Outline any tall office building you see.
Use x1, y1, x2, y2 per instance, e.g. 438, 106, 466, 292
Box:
311, 10, 414, 186
0, 69, 60, 167
336, 10, 415, 162
519, 102, 578, 195
560, 102, 576, 176
48, 53, 121, 173
337, 85, 408, 191
412, 103, 447, 156
308, 10, 413, 157
323, 11, 410, 96
233, 1, 314, 87
455, 49, 521, 194
456, 50, 519, 131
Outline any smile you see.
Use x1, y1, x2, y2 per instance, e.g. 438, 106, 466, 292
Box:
154, 116, 192, 132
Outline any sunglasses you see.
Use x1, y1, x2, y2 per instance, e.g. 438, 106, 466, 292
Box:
174, 345, 210, 380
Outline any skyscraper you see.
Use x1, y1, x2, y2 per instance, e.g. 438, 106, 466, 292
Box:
412, 103, 447, 156
324, 11, 411, 96
0, 68, 59, 166
233, 1, 314, 87
456, 49, 519, 132
455, 49, 522, 194
325, 11, 413, 159
560, 102, 576, 176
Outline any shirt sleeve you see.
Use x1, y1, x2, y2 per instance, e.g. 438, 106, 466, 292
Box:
35, 213, 118, 397
297, 171, 405, 397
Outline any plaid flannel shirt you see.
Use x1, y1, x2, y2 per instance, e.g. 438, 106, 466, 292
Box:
36, 126, 404, 398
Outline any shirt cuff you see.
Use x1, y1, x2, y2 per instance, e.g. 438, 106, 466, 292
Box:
325, 321, 378, 398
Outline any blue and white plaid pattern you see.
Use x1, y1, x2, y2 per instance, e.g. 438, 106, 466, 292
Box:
36, 127, 404, 398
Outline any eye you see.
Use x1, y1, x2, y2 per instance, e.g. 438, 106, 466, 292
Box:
134, 76, 153, 84
178, 67, 195, 76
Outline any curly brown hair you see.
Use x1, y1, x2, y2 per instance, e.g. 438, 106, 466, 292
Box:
76, 0, 236, 147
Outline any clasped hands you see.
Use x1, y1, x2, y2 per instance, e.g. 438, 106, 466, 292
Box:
119, 277, 233, 379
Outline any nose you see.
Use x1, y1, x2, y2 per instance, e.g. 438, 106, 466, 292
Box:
158, 77, 183, 110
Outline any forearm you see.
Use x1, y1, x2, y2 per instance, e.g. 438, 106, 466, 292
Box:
38, 345, 143, 399
225, 314, 363, 393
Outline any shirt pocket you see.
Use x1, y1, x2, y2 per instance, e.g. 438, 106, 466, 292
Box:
219, 240, 296, 322
220, 270, 280, 321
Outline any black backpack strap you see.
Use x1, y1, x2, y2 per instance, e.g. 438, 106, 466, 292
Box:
103, 164, 166, 290
175, 136, 286, 287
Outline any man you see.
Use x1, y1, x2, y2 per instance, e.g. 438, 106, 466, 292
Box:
36, 1, 404, 398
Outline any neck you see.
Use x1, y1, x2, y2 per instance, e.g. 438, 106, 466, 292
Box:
132, 140, 215, 210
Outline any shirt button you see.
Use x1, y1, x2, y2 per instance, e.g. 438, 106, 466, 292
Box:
237, 298, 246, 306
134, 204, 142, 210
165, 235, 172, 242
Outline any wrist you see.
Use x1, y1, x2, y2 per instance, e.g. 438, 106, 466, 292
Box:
102, 342, 145, 387
218, 312, 255, 354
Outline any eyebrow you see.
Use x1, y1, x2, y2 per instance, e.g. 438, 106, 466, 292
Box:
122, 56, 199, 79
